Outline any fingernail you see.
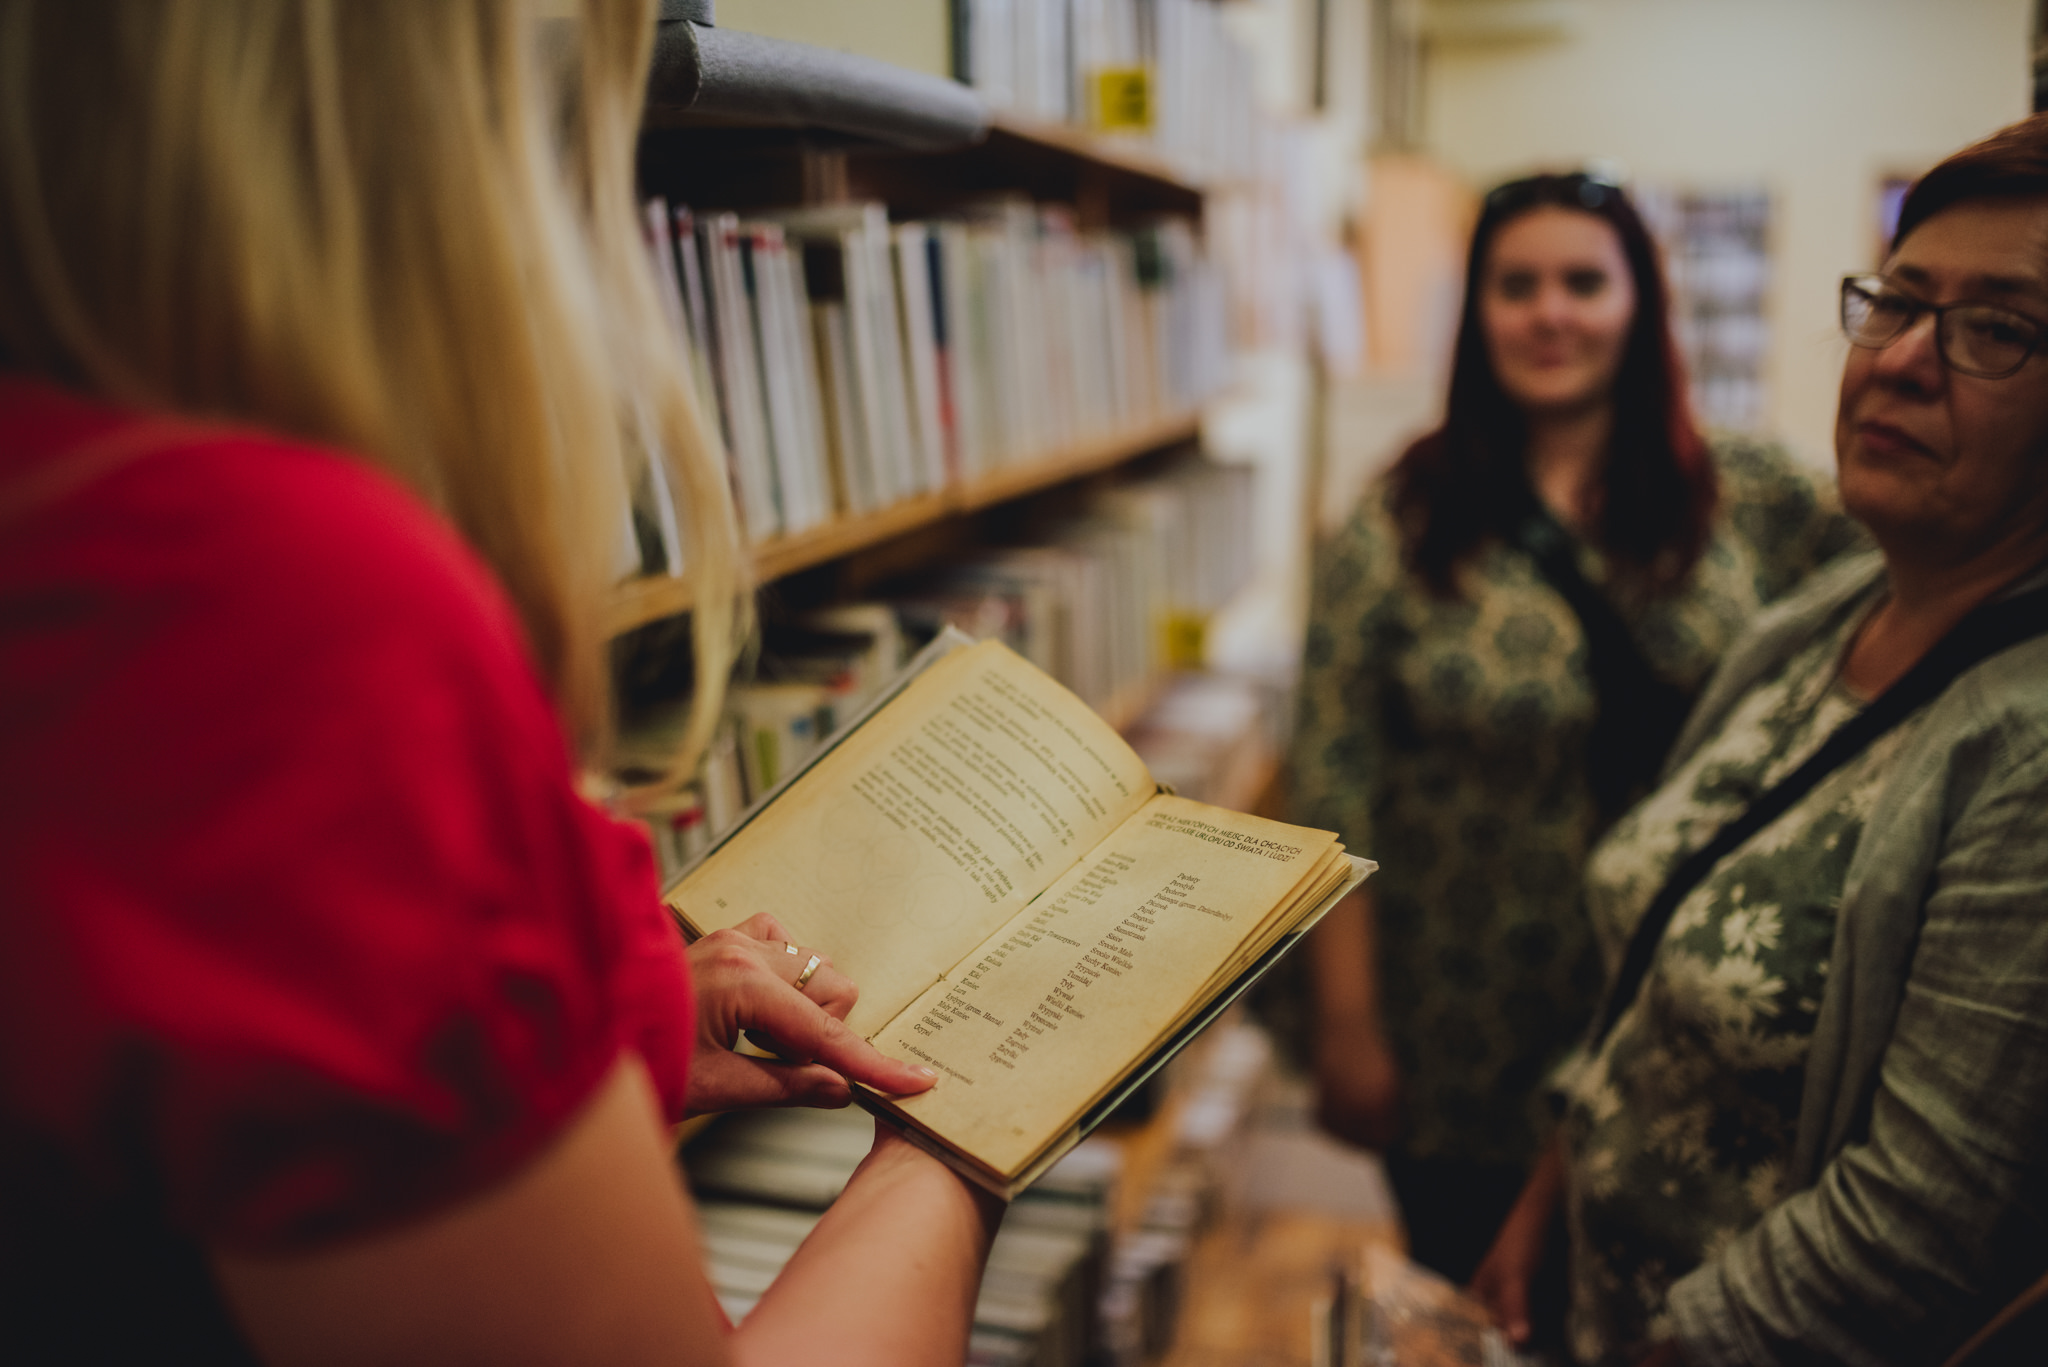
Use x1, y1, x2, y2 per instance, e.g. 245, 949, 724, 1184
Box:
912, 1066, 938, 1080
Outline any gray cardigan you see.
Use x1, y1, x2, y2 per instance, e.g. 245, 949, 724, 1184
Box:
1662, 551, 2048, 1366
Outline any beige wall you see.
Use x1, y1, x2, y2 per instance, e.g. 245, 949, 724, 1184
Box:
1422, 0, 2031, 466
713, 0, 951, 79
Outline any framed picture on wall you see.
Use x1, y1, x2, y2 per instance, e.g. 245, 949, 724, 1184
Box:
1874, 172, 1917, 262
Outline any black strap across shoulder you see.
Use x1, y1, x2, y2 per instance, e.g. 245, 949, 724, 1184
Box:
1590, 579, 2048, 1049
1508, 504, 1692, 821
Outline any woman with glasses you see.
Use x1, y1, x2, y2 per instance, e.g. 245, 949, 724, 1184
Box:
0, 4, 999, 1363
1286, 172, 1861, 1292
1473, 114, 2048, 1366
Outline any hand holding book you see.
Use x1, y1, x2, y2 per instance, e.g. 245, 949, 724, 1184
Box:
668, 633, 1373, 1196
683, 911, 938, 1117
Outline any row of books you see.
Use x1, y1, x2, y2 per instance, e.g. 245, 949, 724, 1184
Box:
635, 195, 1229, 559
950, 0, 1262, 184
682, 1019, 1278, 1366
895, 454, 1253, 718
624, 453, 1259, 881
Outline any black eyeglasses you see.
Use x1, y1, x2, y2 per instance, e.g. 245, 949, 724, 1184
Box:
1839, 274, 2046, 380
1484, 171, 1621, 217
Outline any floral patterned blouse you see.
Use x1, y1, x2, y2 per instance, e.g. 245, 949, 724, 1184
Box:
1286, 437, 1863, 1170
1558, 596, 1918, 1366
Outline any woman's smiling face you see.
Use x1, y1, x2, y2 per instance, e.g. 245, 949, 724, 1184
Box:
1479, 205, 1638, 421
1836, 195, 2048, 566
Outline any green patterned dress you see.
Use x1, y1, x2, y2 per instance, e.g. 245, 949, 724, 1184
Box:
1558, 595, 1917, 1365
1287, 438, 1863, 1172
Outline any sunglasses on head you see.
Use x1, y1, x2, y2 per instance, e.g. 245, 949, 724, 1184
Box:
1484, 171, 1622, 217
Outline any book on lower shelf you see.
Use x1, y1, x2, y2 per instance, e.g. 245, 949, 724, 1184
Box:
665, 629, 1374, 1198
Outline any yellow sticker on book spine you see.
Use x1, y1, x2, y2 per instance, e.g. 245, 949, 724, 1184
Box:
1093, 67, 1154, 133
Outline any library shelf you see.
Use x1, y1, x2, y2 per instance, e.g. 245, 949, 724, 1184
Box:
609, 572, 696, 640
987, 114, 1206, 204
750, 490, 953, 584
843, 115, 1204, 228
607, 410, 1200, 635
954, 410, 1201, 512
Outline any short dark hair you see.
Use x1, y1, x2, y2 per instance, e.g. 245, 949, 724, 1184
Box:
1390, 173, 1715, 594
1894, 112, 2048, 251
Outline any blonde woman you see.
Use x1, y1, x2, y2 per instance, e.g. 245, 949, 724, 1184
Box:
0, 3, 998, 1363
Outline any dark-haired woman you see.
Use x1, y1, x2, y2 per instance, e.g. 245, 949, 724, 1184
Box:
1472, 112, 2048, 1367
1287, 173, 1862, 1286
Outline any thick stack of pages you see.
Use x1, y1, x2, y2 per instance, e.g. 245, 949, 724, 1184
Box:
667, 634, 1373, 1197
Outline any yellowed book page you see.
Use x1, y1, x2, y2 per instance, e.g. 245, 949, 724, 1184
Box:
669, 639, 1156, 1037
870, 794, 1338, 1178
1176, 844, 1350, 1003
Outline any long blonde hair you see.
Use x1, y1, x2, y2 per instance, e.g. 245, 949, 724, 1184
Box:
0, 0, 744, 795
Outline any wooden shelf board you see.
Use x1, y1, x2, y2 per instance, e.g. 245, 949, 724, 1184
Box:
988, 115, 1207, 200
610, 413, 1200, 635
610, 572, 695, 637
954, 412, 1199, 512
749, 491, 952, 583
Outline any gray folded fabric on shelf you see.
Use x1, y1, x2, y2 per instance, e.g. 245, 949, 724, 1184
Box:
648, 16, 990, 150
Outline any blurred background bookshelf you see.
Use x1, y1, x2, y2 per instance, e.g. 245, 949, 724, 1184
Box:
616, 6, 1367, 1364
618, 2, 2038, 1362
613, 0, 1353, 893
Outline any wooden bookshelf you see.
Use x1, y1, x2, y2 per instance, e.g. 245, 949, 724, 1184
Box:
844, 116, 1204, 228
751, 490, 952, 584
989, 115, 1207, 202
955, 410, 1200, 511
608, 411, 1200, 635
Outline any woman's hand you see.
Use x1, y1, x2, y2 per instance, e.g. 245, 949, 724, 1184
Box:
1306, 890, 1405, 1149
685, 913, 936, 1116
1314, 1026, 1405, 1150
1469, 1139, 1566, 1347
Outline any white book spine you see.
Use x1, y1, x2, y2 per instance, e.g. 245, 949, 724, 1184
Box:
812, 300, 876, 515
670, 207, 725, 441
936, 223, 985, 482
747, 225, 825, 535
857, 215, 921, 499
998, 207, 1047, 462
702, 213, 782, 541
776, 243, 837, 525
840, 228, 906, 507
893, 223, 949, 494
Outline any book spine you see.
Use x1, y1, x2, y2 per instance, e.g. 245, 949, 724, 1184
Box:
776, 240, 838, 526
702, 212, 782, 542
893, 223, 949, 496
858, 214, 922, 498
746, 224, 826, 535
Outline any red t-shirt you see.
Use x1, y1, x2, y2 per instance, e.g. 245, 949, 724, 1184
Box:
0, 375, 695, 1357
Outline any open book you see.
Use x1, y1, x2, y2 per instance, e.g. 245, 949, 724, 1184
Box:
666, 632, 1374, 1197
